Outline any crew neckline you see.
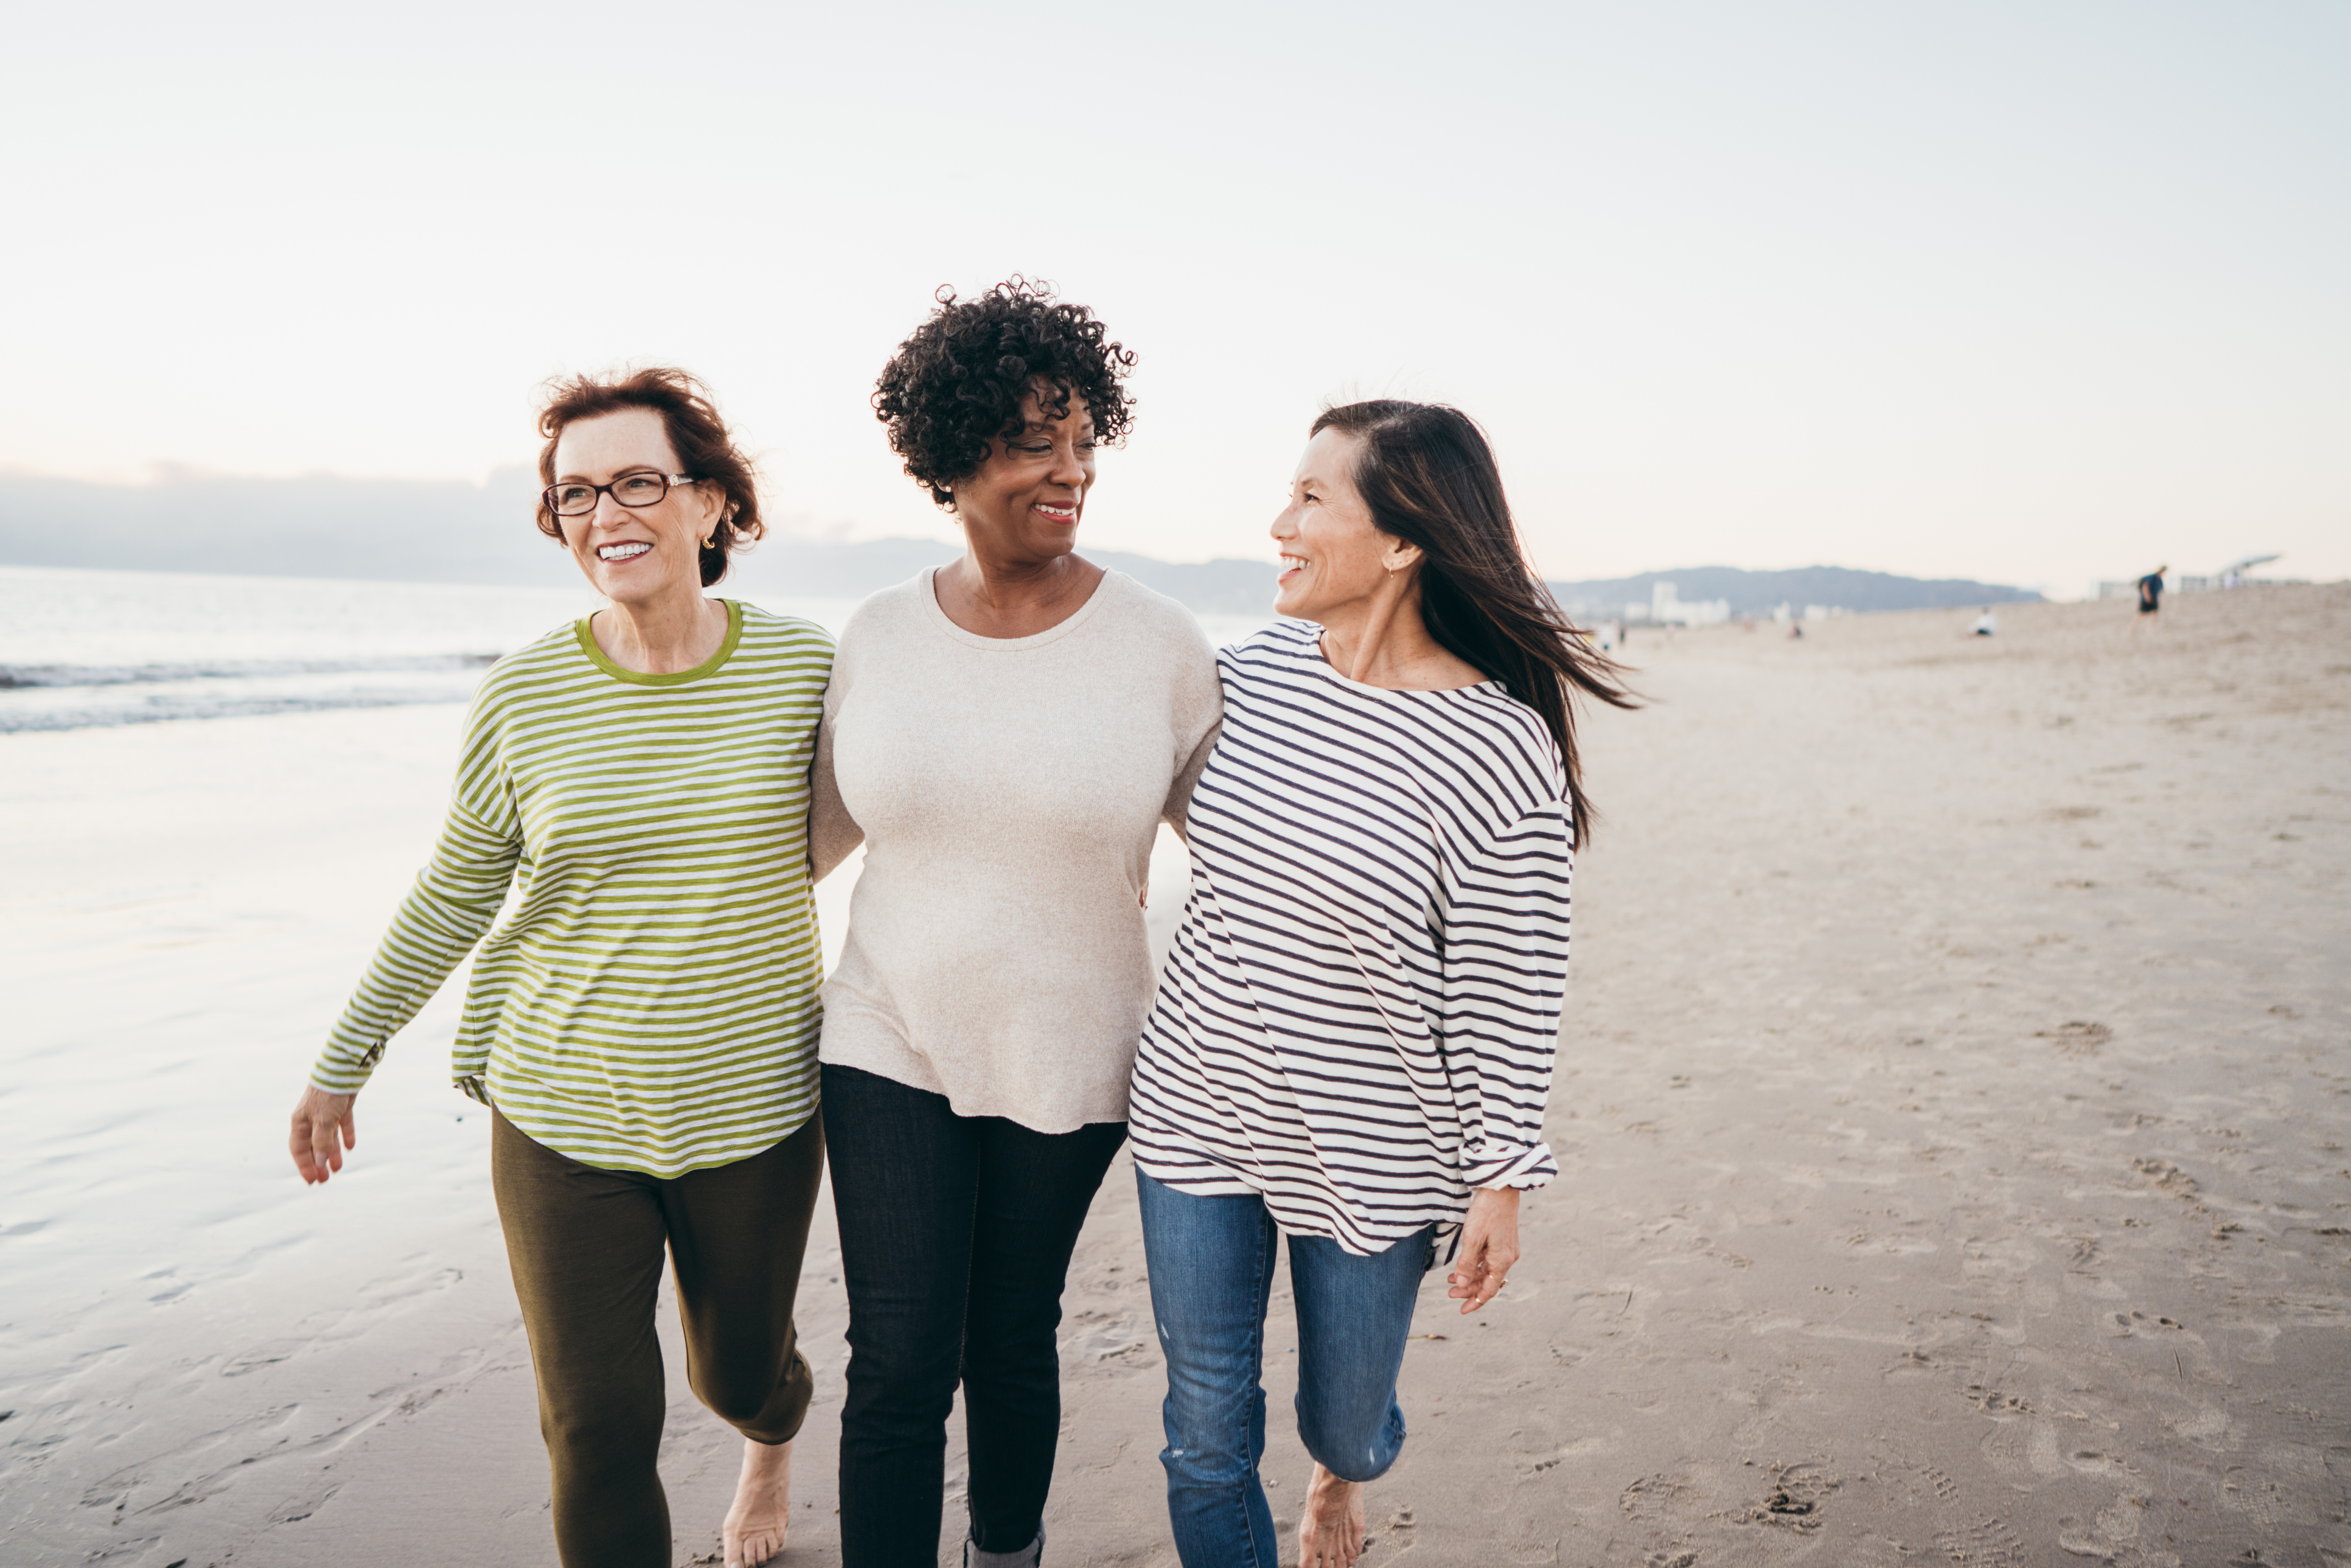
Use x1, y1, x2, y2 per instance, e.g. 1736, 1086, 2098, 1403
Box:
573, 598, 745, 686
916, 565, 1120, 652
1296, 623, 1503, 699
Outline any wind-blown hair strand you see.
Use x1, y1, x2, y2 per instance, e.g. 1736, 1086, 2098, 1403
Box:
1312, 399, 1635, 848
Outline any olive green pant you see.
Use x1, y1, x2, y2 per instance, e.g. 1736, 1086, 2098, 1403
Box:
491, 1109, 823, 1568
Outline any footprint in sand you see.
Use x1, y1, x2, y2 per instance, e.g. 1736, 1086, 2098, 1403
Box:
1618, 1473, 1705, 1563
1934, 1513, 2031, 1566
1618, 1472, 1695, 1521
2130, 1157, 2198, 1196
1869, 1459, 1997, 1559
1890, 1458, 1959, 1502
1741, 1460, 1837, 1533
2036, 1020, 2112, 1054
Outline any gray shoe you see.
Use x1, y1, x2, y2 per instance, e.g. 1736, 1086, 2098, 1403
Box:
965, 1527, 1043, 1567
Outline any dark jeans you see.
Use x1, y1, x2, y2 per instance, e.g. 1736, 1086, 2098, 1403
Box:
490, 1109, 823, 1568
821, 1062, 1127, 1567
1136, 1171, 1434, 1568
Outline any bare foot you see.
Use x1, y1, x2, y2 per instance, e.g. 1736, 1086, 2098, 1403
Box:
1297, 1462, 1368, 1567
723, 1437, 792, 1567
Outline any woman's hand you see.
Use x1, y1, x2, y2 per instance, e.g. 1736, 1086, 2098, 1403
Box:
1446, 1186, 1522, 1313
290, 1085, 358, 1185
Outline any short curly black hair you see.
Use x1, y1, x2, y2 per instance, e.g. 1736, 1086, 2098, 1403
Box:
872, 277, 1137, 509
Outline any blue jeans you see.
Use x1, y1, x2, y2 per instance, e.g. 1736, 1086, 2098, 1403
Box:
1136, 1171, 1434, 1568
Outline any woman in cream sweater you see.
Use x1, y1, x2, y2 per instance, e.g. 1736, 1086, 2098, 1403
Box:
809, 280, 1220, 1568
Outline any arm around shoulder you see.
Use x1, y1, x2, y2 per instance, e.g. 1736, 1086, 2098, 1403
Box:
808, 704, 864, 881
1159, 610, 1226, 840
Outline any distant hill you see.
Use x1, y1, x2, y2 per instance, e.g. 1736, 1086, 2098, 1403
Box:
0, 467, 1291, 610
0, 467, 1294, 611
0, 467, 574, 587
0, 469, 2038, 618
1545, 565, 2043, 619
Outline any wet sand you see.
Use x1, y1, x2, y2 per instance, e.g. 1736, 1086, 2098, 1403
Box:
4, 584, 2346, 1566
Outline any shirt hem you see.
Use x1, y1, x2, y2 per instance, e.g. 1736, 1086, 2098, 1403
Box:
491, 1098, 819, 1180
820, 1034, 1131, 1134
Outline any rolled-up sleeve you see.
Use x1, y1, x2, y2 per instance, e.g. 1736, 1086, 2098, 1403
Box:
1438, 802, 1571, 1190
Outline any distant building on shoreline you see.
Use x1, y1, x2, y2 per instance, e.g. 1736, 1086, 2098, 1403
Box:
1547, 565, 2041, 624
1628, 580, 1733, 627
1769, 602, 1848, 625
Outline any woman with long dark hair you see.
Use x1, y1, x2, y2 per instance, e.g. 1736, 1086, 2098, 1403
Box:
1126, 400, 1631, 1567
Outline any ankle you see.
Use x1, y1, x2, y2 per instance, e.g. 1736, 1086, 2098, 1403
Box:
1306, 1463, 1357, 1494
739, 1436, 791, 1470
966, 1525, 1044, 1567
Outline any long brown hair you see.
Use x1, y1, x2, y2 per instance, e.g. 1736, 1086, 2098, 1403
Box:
534, 368, 764, 587
1312, 400, 1635, 848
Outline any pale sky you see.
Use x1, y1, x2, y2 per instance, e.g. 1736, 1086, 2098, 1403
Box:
5, 1, 2344, 595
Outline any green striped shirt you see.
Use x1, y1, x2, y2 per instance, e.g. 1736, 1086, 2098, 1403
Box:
312, 600, 834, 1177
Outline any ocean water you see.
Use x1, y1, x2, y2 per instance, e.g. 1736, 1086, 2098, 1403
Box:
0, 565, 1277, 732
0, 565, 867, 732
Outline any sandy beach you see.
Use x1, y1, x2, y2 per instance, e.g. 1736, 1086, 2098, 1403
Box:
4, 583, 2346, 1566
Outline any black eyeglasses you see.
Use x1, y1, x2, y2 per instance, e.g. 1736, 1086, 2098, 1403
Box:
543, 472, 700, 517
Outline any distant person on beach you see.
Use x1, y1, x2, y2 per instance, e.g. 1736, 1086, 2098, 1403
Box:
2134, 564, 2167, 630
1971, 607, 1997, 636
290, 369, 827, 1568
807, 280, 1220, 1568
1126, 401, 1634, 1568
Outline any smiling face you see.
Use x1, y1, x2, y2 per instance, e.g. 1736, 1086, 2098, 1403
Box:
551, 406, 726, 607
1272, 427, 1418, 621
947, 382, 1096, 563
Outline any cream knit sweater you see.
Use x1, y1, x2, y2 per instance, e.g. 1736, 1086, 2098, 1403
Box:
810, 568, 1223, 1132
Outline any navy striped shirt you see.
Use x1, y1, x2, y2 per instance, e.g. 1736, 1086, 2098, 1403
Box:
1129, 619, 1570, 1254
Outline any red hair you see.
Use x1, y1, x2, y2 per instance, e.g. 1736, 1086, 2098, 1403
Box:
535, 368, 764, 587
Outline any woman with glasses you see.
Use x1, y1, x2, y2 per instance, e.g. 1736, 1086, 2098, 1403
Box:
807, 279, 1221, 1567
289, 368, 829, 1568
1127, 401, 1634, 1568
